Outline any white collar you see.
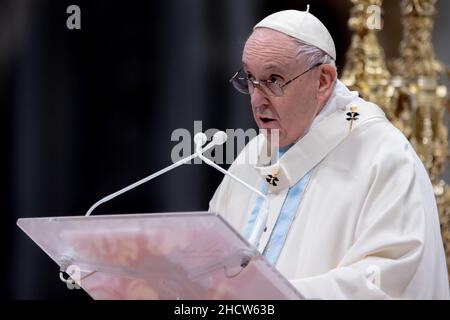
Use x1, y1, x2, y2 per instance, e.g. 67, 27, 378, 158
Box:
304, 79, 359, 135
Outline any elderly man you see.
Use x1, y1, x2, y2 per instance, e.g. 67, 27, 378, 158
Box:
209, 9, 449, 299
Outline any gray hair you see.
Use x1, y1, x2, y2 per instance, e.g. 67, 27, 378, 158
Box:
291, 38, 336, 70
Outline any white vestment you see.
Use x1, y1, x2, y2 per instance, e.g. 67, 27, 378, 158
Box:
209, 81, 449, 299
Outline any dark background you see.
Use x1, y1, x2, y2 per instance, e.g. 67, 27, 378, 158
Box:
1, 0, 448, 299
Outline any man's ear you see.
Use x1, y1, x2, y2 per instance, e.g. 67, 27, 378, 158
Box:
317, 64, 337, 97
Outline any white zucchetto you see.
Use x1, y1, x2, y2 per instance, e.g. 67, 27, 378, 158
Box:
253, 8, 336, 60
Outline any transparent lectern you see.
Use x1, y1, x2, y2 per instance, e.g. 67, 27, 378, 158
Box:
17, 211, 303, 299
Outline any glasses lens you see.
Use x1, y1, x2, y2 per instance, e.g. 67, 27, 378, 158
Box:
230, 75, 250, 94
265, 82, 283, 97
230, 70, 284, 96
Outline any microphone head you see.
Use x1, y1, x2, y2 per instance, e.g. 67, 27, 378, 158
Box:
212, 131, 228, 145
194, 132, 207, 148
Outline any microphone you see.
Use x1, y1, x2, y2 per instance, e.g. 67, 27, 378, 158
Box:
196, 131, 269, 249
85, 132, 225, 216
193, 132, 208, 149
85, 130, 269, 253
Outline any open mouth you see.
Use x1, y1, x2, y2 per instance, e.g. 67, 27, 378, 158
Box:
260, 117, 276, 124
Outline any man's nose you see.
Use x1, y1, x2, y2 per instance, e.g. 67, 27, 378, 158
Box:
250, 85, 269, 107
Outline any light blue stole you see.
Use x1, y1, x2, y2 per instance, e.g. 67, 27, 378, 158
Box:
243, 145, 312, 265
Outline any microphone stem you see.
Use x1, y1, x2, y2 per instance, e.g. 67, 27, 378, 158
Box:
197, 152, 266, 199
85, 141, 218, 216
85, 153, 195, 216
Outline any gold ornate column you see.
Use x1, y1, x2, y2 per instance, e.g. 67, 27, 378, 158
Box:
341, 0, 397, 123
389, 0, 450, 276
390, 0, 448, 183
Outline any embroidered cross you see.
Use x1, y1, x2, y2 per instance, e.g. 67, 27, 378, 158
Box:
346, 105, 359, 132
266, 174, 279, 186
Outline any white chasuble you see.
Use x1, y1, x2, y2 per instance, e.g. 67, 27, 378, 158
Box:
209, 83, 449, 299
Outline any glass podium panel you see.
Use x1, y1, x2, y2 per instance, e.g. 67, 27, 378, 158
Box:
17, 212, 303, 300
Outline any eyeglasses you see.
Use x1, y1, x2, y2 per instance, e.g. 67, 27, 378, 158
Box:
229, 63, 322, 97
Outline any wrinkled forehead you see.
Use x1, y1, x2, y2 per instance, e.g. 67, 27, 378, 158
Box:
242, 28, 301, 71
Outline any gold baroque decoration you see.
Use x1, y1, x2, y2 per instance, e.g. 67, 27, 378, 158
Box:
341, 0, 450, 279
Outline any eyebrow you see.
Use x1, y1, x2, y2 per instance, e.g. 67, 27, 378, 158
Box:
264, 64, 285, 73
242, 63, 286, 74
